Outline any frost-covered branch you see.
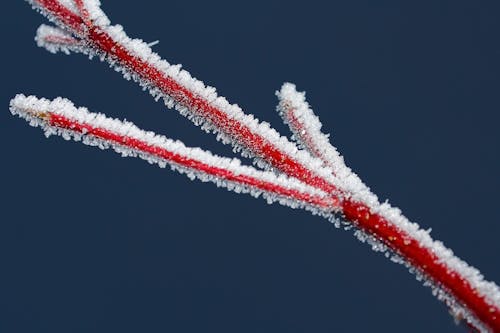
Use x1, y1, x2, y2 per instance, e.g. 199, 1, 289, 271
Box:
35, 24, 82, 54
10, 95, 337, 214
277, 83, 346, 172
30, 0, 341, 197
18, 1, 500, 331
276, 83, 372, 199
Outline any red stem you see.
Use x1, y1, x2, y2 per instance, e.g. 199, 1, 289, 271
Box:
48, 113, 336, 211
73, 0, 91, 26
35, 0, 84, 34
282, 102, 500, 328
33, 0, 339, 196
284, 105, 331, 167
342, 201, 499, 331
88, 27, 339, 196
32, 1, 500, 330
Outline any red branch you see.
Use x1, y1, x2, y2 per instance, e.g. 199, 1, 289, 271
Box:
28, 1, 500, 331
45, 113, 335, 210
277, 90, 500, 330
73, 0, 90, 26
284, 106, 330, 166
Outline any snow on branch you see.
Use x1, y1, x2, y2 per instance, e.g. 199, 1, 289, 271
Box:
17, 1, 500, 331
10, 94, 338, 214
28, 0, 342, 197
277, 82, 500, 332
276, 82, 372, 200
277, 83, 345, 171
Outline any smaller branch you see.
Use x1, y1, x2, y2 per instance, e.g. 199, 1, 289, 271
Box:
35, 24, 83, 55
277, 83, 344, 171
73, 0, 91, 27
31, 0, 85, 34
9, 94, 338, 214
276, 82, 373, 201
23, 2, 500, 331
29, 0, 343, 197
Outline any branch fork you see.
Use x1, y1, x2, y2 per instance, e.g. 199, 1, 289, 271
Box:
11, 1, 500, 331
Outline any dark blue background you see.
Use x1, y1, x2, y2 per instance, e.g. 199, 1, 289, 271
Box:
1, 1, 499, 332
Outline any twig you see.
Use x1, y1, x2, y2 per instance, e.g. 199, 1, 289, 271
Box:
18, 1, 500, 331
9, 94, 336, 214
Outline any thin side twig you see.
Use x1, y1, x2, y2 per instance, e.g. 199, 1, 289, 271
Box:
9, 94, 337, 214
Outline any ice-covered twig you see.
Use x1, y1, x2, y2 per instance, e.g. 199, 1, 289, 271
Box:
22, 1, 500, 331
29, 0, 342, 197
276, 82, 372, 198
35, 24, 83, 55
9, 94, 337, 213
73, 0, 90, 26
277, 83, 345, 172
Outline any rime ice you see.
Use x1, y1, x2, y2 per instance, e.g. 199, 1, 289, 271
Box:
17, 1, 500, 331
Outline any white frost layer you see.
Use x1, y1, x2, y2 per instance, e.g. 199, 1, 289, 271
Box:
10, 94, 334, 215
276, 82, 373, 200
80, 0, 110, 27
277, 83, 345, 167
35, 24, 81, 55
27, 1, 500, 329
55, 0, 110, 27
29, 0, 344, 194
52, 0, 78, 15
276, 83, 500, 321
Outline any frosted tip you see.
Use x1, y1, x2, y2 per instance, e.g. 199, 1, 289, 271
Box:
9, 94, 52, 121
